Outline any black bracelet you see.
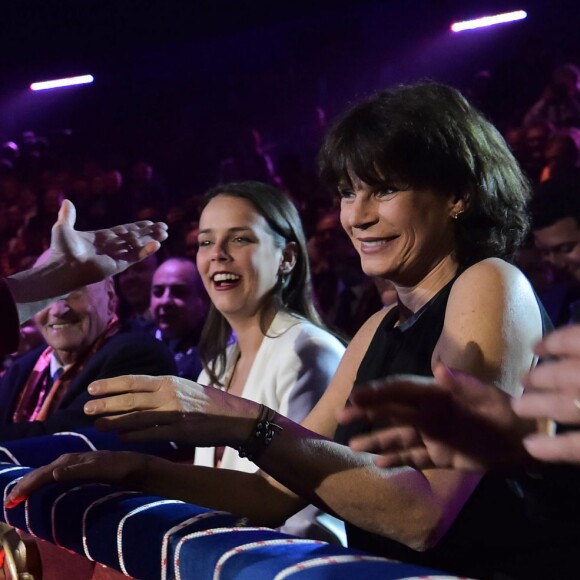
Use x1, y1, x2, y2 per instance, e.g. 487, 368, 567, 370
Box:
237, 404, 283, 461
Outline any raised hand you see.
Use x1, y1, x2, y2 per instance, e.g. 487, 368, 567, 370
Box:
84, 374, 259, 447
7, 200, 168, 313
515, 325, 580, 464
49, 199, 169, 286
339, 363, 535, 471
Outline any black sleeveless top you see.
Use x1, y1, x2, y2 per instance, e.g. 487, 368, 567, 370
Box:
344, 278, 578, 580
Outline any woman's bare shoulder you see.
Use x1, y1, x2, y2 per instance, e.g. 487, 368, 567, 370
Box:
454, 258, 533, 296
435, 257, 542, 392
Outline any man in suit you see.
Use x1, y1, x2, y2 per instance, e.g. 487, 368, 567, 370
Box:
0, 274, 176, 441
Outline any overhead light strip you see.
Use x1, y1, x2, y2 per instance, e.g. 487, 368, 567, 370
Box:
30, 74, 94, 91
451, 10, 527, 32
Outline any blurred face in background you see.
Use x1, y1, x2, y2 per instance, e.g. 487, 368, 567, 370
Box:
150, 259, 207, 341
117, 253, 158, 315
534, 217, 580, 282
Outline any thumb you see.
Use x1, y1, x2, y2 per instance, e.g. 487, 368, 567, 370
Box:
57, 199, 77, 228
433, 362, 457, 390
138, 240, 161, 260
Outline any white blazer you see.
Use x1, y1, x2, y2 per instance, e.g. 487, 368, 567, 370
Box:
195, 310, 345, 473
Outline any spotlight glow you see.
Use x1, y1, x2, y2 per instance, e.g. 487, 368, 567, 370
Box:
451, 10, 527, 32
30, 74, 94, 91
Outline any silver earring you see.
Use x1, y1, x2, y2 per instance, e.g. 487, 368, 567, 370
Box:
452, 209, 464, 220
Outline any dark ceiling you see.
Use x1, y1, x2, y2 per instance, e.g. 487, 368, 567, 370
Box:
0, 0, 578, 194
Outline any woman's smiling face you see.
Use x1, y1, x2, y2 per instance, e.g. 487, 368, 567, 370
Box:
196, 194, 286, 321
338, 177, 459, 285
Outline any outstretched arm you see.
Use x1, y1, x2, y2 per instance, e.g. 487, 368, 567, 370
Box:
6, 200, 168, 323
6, 451, 299, 528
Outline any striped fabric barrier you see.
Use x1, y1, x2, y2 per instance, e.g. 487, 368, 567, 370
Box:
0, 432, 466, 579
0, 428, 189, 467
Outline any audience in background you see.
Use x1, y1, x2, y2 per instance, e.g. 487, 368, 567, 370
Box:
530, 182, 580, 324
0, 62, 578, 316
0, 45, 578, 580
150, 257, 208, 379
0, 253, 175, 441
524, 63, 580, 129
115, 253, 162, 333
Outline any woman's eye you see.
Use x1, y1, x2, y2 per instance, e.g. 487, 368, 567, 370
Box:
376, 188, 399, 199
337, 188, 354, 199
232, 236, 251, 244
198, 239, 212, 247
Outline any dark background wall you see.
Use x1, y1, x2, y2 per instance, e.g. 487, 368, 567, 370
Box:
0, 0, 578, 197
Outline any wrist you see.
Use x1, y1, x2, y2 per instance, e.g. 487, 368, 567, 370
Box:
237, 405, 283, 462
219, 390, 262, 446
123, 452, 156, 490
7, 258, 71, 303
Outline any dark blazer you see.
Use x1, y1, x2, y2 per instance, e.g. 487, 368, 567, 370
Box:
0, 330, 176, 441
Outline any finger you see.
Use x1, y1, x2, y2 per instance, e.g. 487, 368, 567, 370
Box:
513, 391, 580, 424
534, 325, 580, 359
374, 448, 434, 470
56, 199, 76, 228
337, 405, 369, 425
84, 391, 161, 416
349, 425, 421, 454
123, 220, 168, 232
351, 376, 442, 407
522, 359, 580, 391
138, 240, 161, 260
88, 375, 160, 397
5, 451, 88, 506
5, 464, 56, 507
121, 221, 169, 242
94, 410, 179, 432
145, 222, 169, 241
52, 457, 109, 482
523, 431, 580, 463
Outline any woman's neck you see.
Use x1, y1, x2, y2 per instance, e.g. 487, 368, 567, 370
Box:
393, 253, 459, 319
227, 307, 279, 359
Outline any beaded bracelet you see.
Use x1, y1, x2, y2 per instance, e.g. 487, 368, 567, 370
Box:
237, 404, 283, 461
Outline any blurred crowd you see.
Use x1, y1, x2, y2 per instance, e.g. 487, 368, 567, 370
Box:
1, 61, 579, 369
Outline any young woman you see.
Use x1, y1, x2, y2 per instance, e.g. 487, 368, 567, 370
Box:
192, 182, 345, 479
188, 181, 345, 540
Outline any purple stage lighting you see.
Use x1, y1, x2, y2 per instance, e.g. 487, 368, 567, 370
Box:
451, 10, 527, 32
30, 74, 94, 91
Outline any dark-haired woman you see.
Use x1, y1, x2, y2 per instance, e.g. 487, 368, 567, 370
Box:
192, 183, 344, 478
12, 84, 557, 579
